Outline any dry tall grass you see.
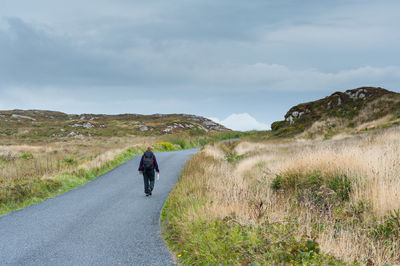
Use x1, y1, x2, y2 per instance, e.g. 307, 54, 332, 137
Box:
0, 136, 155, 185
183, 128, 400, 264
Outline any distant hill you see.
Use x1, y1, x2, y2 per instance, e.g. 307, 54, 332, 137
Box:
0, 110, 229, 139
271, 87, 400, 138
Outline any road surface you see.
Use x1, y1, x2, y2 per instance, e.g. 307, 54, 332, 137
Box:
0, 148, 199, 266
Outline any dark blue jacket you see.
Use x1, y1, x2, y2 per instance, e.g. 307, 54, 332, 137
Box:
138, 152, 159, 172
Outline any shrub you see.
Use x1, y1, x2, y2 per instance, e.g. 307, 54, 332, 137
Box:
272, 126, 299, 137
63, 157, 76, 164
270, 171, 352, 209
270, 171, 322, 192
40, 179, 62, 193
271, 120, 287, 131
326, 175, 351, 202
324, 129, 336, 140
370, 209, 400, 242
347, 122, 356, 128
226, 153, 243, 163
20, 152, 34, 160
166, 137, 188, 149
213, 131, 245, 141
157, 142, 176, 151
189, 128, 206, 136
75, 168, 91, 179
270, 175, 282, 191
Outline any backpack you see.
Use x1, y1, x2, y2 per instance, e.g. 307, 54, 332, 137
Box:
143, 151, 154, 170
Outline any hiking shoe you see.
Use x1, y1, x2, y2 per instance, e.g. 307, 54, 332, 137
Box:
149, 191, 152, 196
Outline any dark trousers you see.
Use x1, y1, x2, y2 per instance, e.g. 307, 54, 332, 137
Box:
143, 169, 155, 194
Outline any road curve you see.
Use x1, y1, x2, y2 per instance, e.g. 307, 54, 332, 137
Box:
0, 148, 199, 266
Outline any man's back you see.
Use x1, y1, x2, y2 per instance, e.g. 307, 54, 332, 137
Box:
138, 147, 160, 196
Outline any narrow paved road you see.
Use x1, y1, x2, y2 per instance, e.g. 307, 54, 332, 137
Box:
0, 148, 198, 266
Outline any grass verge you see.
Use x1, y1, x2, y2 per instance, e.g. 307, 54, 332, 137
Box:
161, 145, 344, 265
0, 146, 148, 215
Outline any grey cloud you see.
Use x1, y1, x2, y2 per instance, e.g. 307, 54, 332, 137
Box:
0, 17, 183, 88
1, 0, 400, 131
0, 17, 114, 86
1, 12, 400, 93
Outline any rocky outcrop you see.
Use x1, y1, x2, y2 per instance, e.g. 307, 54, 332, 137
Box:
11, 114, 36, 121
83, 123, 94, 129
285, 111, 305, 125
162, 121, 209, 134
271, 87, 399, 136
69, 122, 94, 128
139, 126, 149, 132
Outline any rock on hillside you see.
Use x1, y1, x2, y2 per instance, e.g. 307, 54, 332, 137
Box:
0, 110, 229, 139
271, 87, 400, 137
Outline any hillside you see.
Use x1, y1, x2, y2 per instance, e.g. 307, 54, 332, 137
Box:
0, 110, 228, 141
271, 87, 400, 138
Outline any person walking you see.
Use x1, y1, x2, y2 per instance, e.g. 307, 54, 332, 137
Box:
138, 147, 160, 196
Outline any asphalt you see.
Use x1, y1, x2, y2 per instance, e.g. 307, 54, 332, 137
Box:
0, 148, 199, 266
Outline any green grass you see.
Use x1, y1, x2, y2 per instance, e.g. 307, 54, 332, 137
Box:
163, 131, 249, 150
162, 213, 343, 265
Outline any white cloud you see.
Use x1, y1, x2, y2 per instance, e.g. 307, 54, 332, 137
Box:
209, 113, 269, 131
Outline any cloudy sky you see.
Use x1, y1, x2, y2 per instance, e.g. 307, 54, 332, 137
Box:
1, 0, 400, 130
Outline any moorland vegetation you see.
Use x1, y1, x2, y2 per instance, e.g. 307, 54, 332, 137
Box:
163, 128, 400, 265
162, 87, 400, 265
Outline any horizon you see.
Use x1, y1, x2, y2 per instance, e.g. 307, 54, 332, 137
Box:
1, 1, 400, 130
1, 86, 399, 131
